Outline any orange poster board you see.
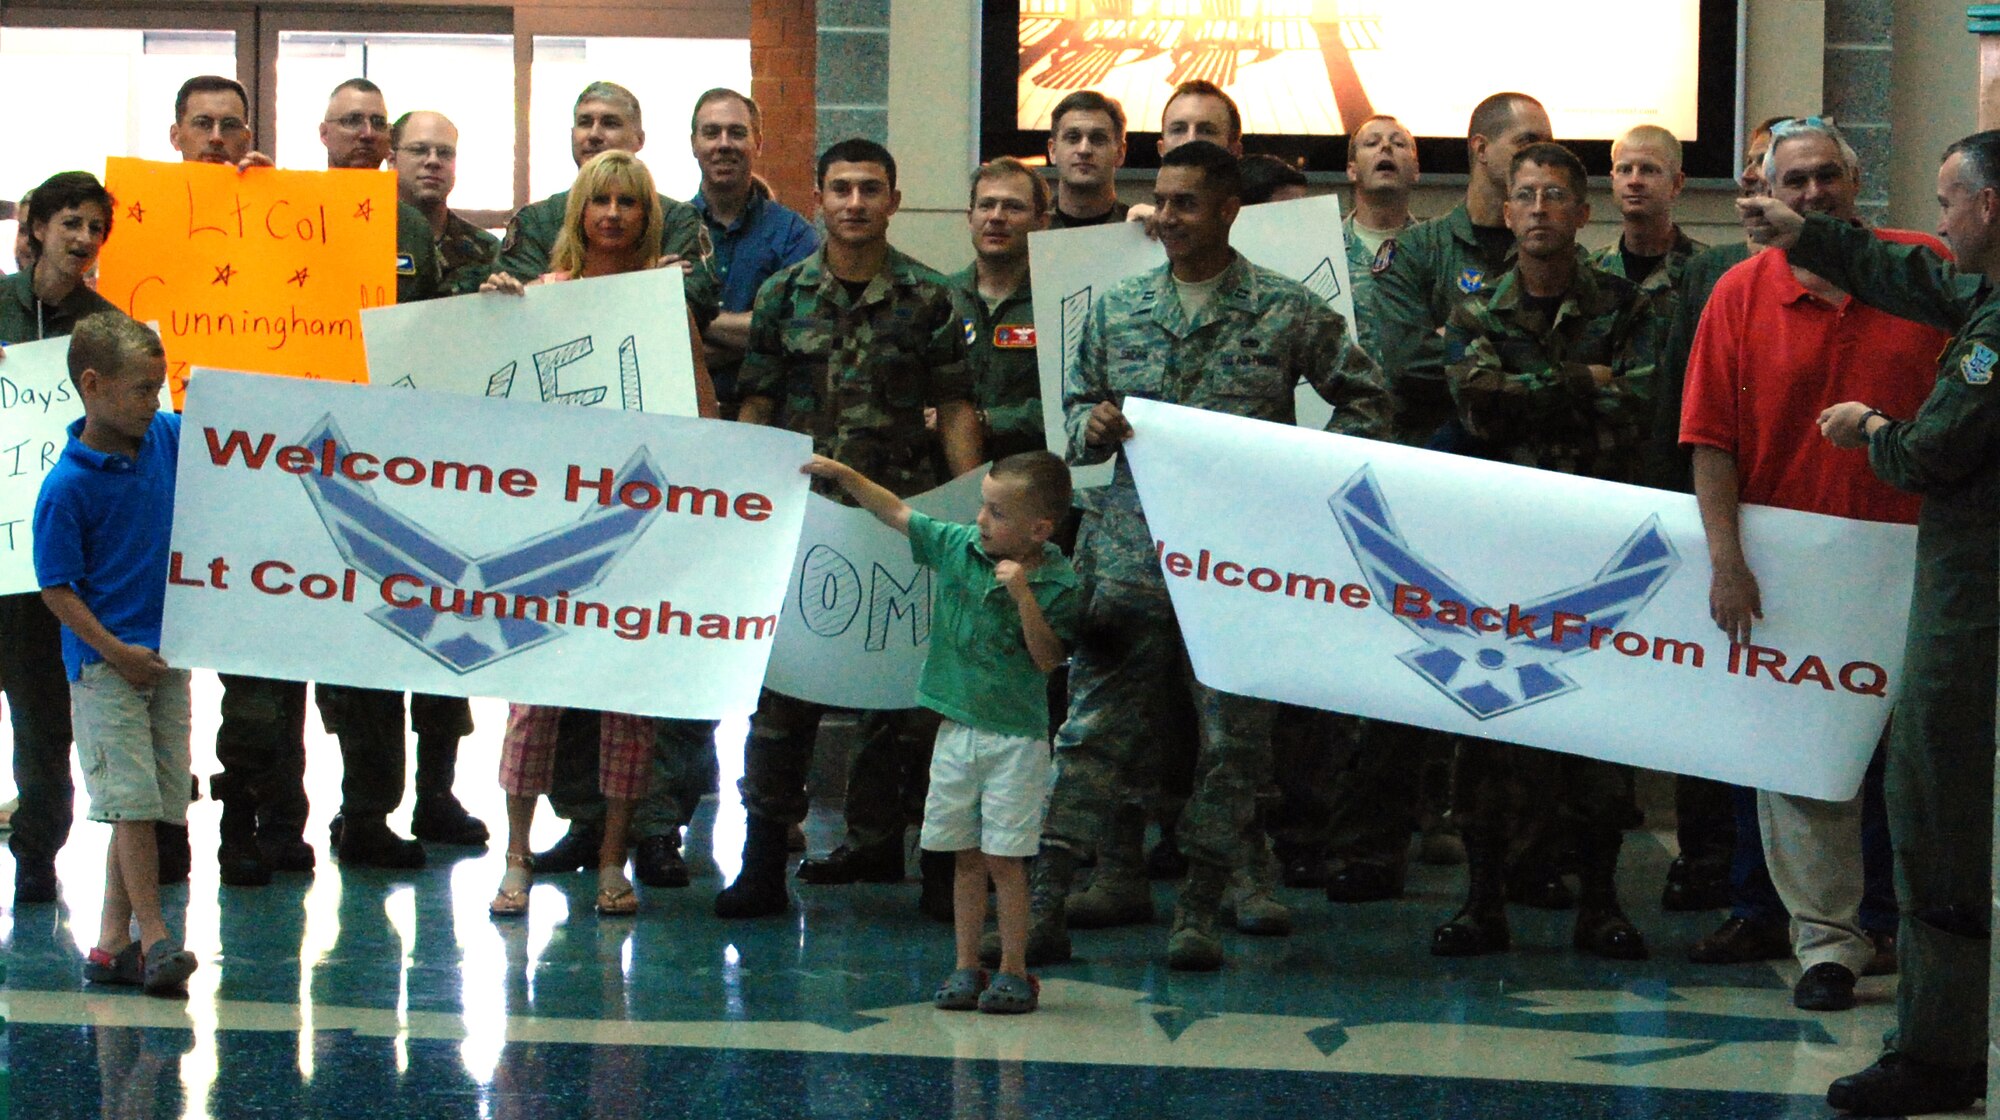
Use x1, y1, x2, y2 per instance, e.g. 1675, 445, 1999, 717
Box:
97, 157, 397, 404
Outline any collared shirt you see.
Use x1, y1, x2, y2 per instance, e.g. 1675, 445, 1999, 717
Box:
1684, 227, 1949, 524
908, 511, 1078, 739
739, 244, 973, 501
1443, 261, 1660, 482
0, 270, 116, 345
947, 265, 1043, 461
691, 188, 819, 313
436, 210, 500, 296
33, 411, 181, 679
1370, 203, 1520, 445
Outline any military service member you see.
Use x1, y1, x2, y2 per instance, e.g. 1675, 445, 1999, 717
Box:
1433, 142, 1658, 962
1597, 126, 1706, 292
950, 158, 1049, 462
716, 138, 983, 921
393, 111, 499, 296
1029, 141, 1394, 972
1046, 91, 1129, 228
1743, 131, 2000, 1117
1341, 115, 1421, 364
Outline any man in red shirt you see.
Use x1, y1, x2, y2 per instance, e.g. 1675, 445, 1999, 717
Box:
1681, 117, 1944, 1012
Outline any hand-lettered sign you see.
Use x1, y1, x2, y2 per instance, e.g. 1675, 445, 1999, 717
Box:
97, 158, 397, 404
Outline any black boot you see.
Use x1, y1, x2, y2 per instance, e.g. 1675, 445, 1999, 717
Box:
410, 734, 489, 846
715, 815, 792, 918
634, 832, 690, 888
156, 822, 192, 885
217, 798, 273, 887
1573, 828, 1648, 960
532, 822, 604, 874
917, 849, 955, 923
336, 815, 426, 870
1431, 832, 1510, 956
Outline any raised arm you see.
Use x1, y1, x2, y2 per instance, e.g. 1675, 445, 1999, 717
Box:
801, 455, 912, 534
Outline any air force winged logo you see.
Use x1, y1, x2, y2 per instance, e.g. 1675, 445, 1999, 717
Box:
1330, 466, 1679, 719
294, 414, 662, 674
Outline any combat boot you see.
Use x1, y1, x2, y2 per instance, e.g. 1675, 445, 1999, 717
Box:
217, 797, 273, 888
1167, 866, 1229, 971
1572, 827, 1648, 960
714, 815, 792, 919
1024, 845, 1075, 965
1222, 860, 1292, 936
410, 733, 489, 847
1066, 803, 1153, 928
1432, 830, 1510, 956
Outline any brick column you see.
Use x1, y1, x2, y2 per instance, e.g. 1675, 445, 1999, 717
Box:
751, 0, 819, 216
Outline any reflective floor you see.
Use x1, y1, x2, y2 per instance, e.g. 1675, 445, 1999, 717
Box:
0, 677, 1955, 1118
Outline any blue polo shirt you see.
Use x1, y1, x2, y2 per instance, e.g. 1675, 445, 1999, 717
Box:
692, 188, 820, 313
33, 411, 181, 680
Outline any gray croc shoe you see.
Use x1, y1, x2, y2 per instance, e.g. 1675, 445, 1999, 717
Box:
84, 940, 144, 986
933, 967, 988, 1011
141, 939, 198, 995
977, 972, 1040, 1014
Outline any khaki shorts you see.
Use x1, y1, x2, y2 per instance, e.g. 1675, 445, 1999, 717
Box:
71, 662, 193, 825
920, 719, 1054, 858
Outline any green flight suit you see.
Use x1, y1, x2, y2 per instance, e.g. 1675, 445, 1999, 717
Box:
1370, 203, 1519, 445
393, 200, 441, 305
492, 190, 720, 324
1788, 212, 1998, 1070
1341, 211, 1416, 367
947, 265, 1045, 461
436, 210, 500, 297
736, 244, 974, 849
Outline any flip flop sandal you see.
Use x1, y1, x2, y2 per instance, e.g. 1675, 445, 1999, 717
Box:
977, 972, 1039, 1015
596, 883, 638, 917
490, 852, 533, 918
933, 967, 989, 1011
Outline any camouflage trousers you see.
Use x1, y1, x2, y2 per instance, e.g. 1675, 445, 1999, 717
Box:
739, 690, 939, 849
1452, 738, 1630, 864
1042, 576, 1272, 873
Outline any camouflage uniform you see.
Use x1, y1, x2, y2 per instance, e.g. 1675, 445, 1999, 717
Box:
947, 265, 1045, 461
492, 190, 721, 324
1787, 213, 1999, 1069
1441, 259, 1661, 927
1341, 212, 1416, 365
1048, 254, 1394, 923
435, 210, 500, 296
735, 244, 972, 849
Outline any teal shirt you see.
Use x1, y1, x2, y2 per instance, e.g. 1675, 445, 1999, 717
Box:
907, 511, 1079, 739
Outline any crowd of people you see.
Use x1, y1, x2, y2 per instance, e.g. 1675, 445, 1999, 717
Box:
4, 69, 1997, 1115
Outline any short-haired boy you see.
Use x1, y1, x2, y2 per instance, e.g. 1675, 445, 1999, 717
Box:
32, 311, 196, 994
804, 450, 1077, 1014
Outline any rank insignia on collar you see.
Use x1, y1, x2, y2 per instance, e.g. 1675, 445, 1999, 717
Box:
1372, 240, 1397, 276
1962, 342, 1996, 385
1456, 268, 1486, 294
993, 325, 1036, 348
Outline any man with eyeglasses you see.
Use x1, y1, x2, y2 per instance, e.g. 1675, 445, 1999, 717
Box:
168, 75, 271, 171
392, 111, 498, 297
1431, 141, 1662, 963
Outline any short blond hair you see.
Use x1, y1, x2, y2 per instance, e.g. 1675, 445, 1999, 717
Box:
1614, 125, 1684, 174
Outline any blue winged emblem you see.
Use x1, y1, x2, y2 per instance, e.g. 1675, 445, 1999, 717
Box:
1330, 465, 1679, 719
294, 414, 663, 674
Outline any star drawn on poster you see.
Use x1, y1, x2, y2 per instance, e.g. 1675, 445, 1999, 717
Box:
212, 263, 237, 286
126, 202, 145, 223
288, 268, 310, 288
354, 198, 374, 221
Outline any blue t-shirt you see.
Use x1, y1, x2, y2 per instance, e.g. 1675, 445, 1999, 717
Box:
33, 411, 181, 679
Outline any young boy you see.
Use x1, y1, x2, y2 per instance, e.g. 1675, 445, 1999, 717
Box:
32, 311, 196, 995
804, 450, 1077, 1014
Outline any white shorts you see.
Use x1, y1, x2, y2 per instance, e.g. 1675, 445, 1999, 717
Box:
919, 719, 1054, 858
71, 662, 192, 825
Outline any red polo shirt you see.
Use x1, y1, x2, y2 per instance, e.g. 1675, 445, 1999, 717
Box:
1679, 229, 1949, 523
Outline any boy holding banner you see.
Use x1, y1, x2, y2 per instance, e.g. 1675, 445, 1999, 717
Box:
32, 312, 197, 994
803, 450, 1078, 1014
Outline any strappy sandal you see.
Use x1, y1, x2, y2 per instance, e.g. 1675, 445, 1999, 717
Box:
977, 972, 1039, 1015
932, 967, 988, 1011
595, 883, 638, 917
489, 852, 532, 918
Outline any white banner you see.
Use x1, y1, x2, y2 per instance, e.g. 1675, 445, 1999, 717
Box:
359, 268, 699, 416
164, 369, 809, 718
1028, 194, 1357, 486
1121, 399, 1917, 801
763, 468, 987, 710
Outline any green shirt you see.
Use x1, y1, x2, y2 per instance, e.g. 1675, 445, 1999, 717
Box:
436, 209, 500, 296
394, 201, 442, 304
1648, 239, 1755, 491
1342, 211, 1416, 369
0, 270, 116, 345
493, 189, 720, 324
947, 265, 1044, 461
907, 511, 1078, 739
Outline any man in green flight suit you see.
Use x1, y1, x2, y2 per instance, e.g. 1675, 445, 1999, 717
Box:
392, 111, 499, 297
1742, 130, 2000, 1119
489, 81, 718, 322
949, 157, 1049, 462
1342, 113, 1421, 366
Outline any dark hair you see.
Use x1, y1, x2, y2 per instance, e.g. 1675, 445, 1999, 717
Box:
1239, 154, 1307, 205
1163, 80, 1241, 143
969, 157, 1050, 216
1945, 130, 2000, 194
175, 75, 248, 123
817, 137, 898, 190
330, 77, 383, 100
1468, 91, 1542, 142
1159, 140, 1242, 200
23, 171, 115, 262
990, 451, 1072, 521
1508, 141, 1588, 199
690, 88, 760, 136
1049, 90, 1126, 140
67, 312, 163, 391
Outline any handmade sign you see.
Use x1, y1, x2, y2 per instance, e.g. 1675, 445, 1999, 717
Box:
359, 269, 699, 417
763, 469, 988, 710
1027, 194, 1357, 486
97, 158, 397, 402
1120, 399, 1916, 802
163, 370, 809, 718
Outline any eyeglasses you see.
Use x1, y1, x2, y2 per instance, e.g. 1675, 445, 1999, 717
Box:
186, 115, 249, 136
1508, 185, 1575, 206
1770, 115, 1832, 138
327, 112, 390, 133
397, 142, 457, 161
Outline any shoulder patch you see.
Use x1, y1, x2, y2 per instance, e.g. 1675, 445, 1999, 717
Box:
395, 253, 416, 276
1962, 342, 1997, 385
1456, 267, 1486, 294
993, 325, 1036, 349
1371, 239, 1397, 276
